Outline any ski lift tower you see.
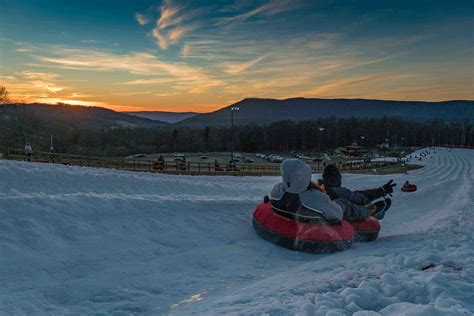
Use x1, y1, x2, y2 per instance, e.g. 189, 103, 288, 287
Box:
230, 105, 240, 163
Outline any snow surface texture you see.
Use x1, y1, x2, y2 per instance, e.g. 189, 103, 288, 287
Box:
1, 148, 473, 315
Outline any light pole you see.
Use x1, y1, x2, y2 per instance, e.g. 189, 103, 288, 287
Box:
317, 127, 325, 154
230, 106, 239, 164
50, 134, 54, 152
359, 135, 365, 159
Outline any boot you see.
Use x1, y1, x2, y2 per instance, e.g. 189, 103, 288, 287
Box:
372, 198, 392, 220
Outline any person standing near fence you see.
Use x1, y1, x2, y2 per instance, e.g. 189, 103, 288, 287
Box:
24, 143, 33, 161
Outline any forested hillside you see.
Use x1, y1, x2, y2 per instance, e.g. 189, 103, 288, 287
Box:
1, 110, 471, 157
180, 98, 474, 126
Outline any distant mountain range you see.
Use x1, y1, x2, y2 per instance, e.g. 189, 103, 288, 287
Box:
1, 103, 168, 130
3, 98, 472, 132
179, 98, 474, 126
125, 111, 198, 123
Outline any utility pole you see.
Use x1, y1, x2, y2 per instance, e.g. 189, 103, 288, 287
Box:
318, 127, 325, 155
230, 106, 239, 164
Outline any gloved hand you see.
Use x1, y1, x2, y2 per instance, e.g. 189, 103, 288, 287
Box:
382, 179, 396, 196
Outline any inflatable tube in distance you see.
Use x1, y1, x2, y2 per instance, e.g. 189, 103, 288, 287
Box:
401, 185, 417, 192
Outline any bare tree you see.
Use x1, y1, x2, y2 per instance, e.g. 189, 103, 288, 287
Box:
0, 86, 11, 104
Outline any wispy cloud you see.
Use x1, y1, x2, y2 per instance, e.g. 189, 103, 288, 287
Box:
35, 49, 205, 77
32, 47, 223, 96
308, 33, 341, 50
110, 91, 152, 96
70, 92, 95, 98
33, 81, 64, 94
116, 78, 177, 85
134, 4, 159, 26
18, 71, 62, 81
135, 12, 152, 26
80, 39, 103, 44
3, 72, 70, 103
157, 0, 182, 29
304, 73, 417, 98
181, 43, 191, 57
150, 0, 198, 50
152, 24, 197, 50
219, 0, 296, 25
16, 48, 32, 53
223, 54, 269, 74
35, 98, 110, 107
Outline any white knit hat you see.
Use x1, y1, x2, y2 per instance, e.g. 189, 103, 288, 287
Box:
281, 159, 312, 194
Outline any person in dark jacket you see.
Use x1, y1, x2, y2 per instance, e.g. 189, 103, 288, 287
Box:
320, 164, 396, 220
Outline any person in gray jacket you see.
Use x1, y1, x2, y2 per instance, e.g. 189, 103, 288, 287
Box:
270, 159, 376, 223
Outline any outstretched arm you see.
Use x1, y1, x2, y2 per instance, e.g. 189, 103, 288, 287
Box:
349, 180, 397, 203
358, 188, 385, 203
330, 187, 371, 205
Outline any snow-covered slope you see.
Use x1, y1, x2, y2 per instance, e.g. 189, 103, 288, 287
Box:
1, 148, 473, 315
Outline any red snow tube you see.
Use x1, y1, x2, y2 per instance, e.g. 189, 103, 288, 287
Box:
252, 203, 355, 253
350, 216, 380, 242
401, 185, 417, 192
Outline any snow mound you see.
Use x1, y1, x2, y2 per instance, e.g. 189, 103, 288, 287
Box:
1, 147, 473, 314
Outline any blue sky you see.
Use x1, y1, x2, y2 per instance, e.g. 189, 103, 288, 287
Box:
0, 0, 472, 111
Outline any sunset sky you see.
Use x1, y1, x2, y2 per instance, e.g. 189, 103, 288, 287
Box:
0, 0, 473, 112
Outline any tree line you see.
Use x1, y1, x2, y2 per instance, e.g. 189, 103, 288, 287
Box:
1, 109, 472, 157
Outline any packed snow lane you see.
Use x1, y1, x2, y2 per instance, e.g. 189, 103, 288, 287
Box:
0, 148, 473, 315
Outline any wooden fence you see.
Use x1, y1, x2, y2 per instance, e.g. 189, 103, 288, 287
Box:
0, 146, 398, 176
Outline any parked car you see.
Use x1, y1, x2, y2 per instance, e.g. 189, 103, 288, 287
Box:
126, 153, 146, 159
173, 153, 186, 162
243, 157, 254, 163
266, 154, 284, 163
